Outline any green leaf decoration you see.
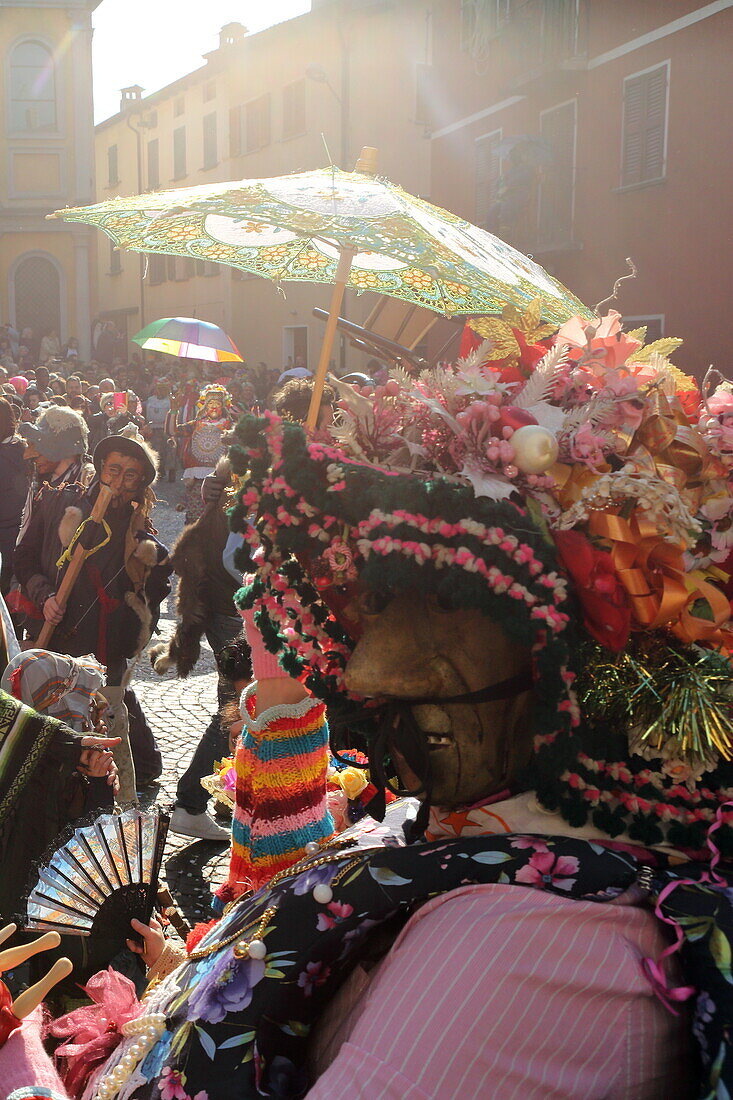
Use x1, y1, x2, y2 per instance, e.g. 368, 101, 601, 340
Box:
195, 1025, 217, 1060
170, 1021, 193, 1058
710, 925, 733, 982
627, 337, 683, 363
281, 1020, 311, 1038
219, 1032, 256, 1050
368, 865, 413, 887
470, 851, 511, 864
265, 967, 286, 979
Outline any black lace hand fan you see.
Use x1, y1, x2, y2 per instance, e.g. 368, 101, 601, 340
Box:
25, 808, 169, 950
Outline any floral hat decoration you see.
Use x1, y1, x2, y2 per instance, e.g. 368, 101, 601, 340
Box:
228, 299, 733, 853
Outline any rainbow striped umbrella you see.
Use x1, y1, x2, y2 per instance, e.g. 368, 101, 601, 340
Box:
132, 316, 243, 363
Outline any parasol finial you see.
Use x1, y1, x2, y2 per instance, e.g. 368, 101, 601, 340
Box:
354, 146, 378, 176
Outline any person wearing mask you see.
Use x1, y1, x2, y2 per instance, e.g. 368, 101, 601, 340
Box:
0, 398, 28, 597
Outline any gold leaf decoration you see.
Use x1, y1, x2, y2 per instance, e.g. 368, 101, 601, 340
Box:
627, 337, 683, 363
521, 298, 542, 334
468, 318, 520, 361
625, 326, 647, 342
501, 303, 524, 328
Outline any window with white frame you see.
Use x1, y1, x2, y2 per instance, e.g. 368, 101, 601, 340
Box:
623, 315, 665, 342
538, 99, 576, 249
621, 63, 669, 187
9, 40, 57, 131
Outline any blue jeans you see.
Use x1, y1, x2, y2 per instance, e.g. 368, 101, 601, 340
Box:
175, 613, 243, 814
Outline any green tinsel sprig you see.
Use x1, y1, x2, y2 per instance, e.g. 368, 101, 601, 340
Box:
577, 636, 733, 766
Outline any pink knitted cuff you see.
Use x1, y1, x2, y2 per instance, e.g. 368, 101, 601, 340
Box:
239, 605, 290, 681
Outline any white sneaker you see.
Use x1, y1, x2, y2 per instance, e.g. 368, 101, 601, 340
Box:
170, 807, 230, 842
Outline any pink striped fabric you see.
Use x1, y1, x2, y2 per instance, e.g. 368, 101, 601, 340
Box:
307, 885, 691, 1099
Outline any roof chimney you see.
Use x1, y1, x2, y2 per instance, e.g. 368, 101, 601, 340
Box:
120, 85, 144, 112
219, 22, 247, 48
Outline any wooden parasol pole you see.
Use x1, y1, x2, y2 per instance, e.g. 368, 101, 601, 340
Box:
305, 146, 378, 431
37, 484, 114, 649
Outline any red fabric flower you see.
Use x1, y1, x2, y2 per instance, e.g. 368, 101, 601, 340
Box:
554, 529, 631, 651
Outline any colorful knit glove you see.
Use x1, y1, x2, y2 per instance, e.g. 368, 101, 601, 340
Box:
239, 603, 290, 681
217, 685, 335, 904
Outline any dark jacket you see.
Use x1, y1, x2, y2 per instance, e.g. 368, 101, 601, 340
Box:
0, 437, 28, 588
14, 482, 171, 683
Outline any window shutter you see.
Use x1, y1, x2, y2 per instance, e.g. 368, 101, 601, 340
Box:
622, 65, 667, 186
246, 99, 259, 152
259, 95, 272, 147
107, 144, 118, 186
173, 126, 186, 178
147, 138, 159, 189
644, 65, 667, 181
622, 75, 646, 186
230, 106, 242, 157
203, 112, 217, 168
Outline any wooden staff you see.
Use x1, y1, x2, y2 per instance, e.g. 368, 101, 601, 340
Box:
37, 483, 114, 649
305, 146, 378, 431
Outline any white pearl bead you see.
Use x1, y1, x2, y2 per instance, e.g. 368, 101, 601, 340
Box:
305, 841, 319, 854
313, 883, 333, 904
247, 938, 267, 960
510, 425, 559, 474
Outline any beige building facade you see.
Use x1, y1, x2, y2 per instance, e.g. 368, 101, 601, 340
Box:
1, 0, 100, 360
93, 0, 433, 373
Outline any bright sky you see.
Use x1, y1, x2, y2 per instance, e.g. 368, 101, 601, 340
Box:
92, 0, 311, 123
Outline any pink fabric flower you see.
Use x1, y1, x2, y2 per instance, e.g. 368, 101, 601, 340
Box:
515, 850, 580, 891
316, 900, 354, 931
159, 1067, 191, 1100
510, 837, 550, 853
49, 967, 143, 1099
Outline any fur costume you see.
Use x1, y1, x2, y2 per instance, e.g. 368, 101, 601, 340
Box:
149, 459, 240, 677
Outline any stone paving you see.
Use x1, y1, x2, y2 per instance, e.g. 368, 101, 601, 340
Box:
132, 477, 231, 929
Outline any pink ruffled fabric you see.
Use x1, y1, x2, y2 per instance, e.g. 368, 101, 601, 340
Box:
48, 968, 142, 1099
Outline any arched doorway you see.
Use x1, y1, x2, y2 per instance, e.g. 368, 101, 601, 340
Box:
13, 254, 62, 344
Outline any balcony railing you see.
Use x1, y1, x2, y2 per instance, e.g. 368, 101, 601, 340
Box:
491, 0, 585, 87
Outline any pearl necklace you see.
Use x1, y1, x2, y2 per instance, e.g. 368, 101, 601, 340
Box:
94, 1012, 166, 1100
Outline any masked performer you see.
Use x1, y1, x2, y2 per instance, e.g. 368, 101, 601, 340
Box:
180, 385, 232, 525
18, 307, 733, 1099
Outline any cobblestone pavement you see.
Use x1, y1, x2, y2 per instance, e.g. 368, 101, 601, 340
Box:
132, 477, 230, 929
